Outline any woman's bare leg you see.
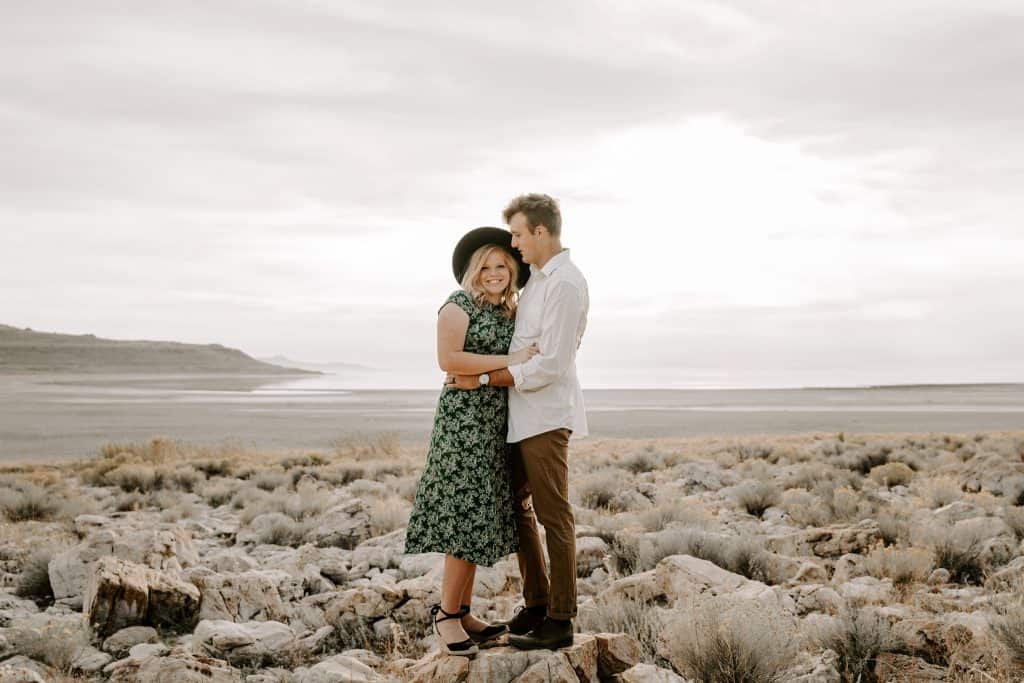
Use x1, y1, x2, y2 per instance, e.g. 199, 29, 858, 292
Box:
438, 555, 474, 642
458, 564, 490, 632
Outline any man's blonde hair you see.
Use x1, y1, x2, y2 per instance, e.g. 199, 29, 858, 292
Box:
460, 245, 519, 318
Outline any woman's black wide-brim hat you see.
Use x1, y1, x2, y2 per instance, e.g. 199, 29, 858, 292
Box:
452, 226, 530, 289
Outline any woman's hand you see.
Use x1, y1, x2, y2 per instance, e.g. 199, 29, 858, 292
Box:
508, 342, 540, 366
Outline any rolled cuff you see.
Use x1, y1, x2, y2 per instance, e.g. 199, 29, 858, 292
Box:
510, 363, 526, 389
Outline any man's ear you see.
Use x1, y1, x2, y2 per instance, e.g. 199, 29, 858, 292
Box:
535, 224, 549, 238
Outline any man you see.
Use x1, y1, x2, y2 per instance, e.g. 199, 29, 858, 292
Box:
447, 192, 589, 650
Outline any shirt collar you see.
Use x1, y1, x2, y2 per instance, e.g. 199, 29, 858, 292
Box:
532, 248, 571, 277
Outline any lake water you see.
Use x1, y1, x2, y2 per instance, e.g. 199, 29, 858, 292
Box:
1, 373, 1022, 461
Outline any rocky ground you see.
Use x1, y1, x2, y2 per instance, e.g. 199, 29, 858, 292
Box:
2, 430, 1024, 682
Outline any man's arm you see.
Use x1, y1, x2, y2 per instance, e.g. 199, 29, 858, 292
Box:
508, 281, 584, 392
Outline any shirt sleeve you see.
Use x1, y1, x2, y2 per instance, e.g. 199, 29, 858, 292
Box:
511, 280, 584, 392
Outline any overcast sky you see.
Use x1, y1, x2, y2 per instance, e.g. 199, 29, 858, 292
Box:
2, 1, 1022, 388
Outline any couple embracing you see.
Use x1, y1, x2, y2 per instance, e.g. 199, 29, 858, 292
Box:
404, 193, 589, 657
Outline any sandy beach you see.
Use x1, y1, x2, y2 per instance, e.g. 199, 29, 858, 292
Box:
2, 374, 1023, 461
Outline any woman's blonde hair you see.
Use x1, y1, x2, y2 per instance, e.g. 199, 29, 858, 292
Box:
460, 244, 519, 318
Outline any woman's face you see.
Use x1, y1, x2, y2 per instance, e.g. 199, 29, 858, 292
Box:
478, 249, 512, 297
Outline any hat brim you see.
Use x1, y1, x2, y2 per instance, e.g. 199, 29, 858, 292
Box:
452, 227, 530, 289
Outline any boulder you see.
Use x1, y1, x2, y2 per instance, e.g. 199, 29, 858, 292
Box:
102, 625, 160, 656
835, 577, 894, 605
303, 499, 371, 549
593, 632, 642, 677
0, 668, 44, 683
85, 556, 200, 637
294, 654, 381, 683
654, 555, 795, 614
49, 522, 198, 605
409, 636, 604, 683
193, 570, 290, 623
69, 644, 113, 674
193, 619, 297, 666
107, 647, 243, 682
801, 520, 882, 558
612, 664, 689, 683
874, 653, 946, 682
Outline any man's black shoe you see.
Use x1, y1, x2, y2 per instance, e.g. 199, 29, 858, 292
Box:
508, 617, 574, 650
499, 605, 547, 636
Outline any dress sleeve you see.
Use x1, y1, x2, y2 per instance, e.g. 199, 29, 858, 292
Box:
439, 290, 477, 317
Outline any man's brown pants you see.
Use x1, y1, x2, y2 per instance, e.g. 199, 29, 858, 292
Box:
509, 428, 576, 620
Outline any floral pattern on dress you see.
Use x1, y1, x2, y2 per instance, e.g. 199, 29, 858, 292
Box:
403, 289, 518, 567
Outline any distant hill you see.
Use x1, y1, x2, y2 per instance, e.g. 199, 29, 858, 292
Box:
257, 354, 378, 374
0, 324, 315, 375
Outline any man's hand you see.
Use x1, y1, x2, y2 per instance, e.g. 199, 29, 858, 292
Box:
444, 373, 481, 390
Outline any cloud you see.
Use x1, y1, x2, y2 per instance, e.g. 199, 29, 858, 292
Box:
1, 1, 1022, 386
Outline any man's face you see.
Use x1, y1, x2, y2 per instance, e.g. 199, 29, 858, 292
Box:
508, 212, 542, 265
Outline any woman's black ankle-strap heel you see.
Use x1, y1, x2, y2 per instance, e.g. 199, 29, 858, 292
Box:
431, 604, 479, 657
461, 603, 508, 643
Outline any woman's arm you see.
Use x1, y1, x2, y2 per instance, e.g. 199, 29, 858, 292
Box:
436, 303, 531, 374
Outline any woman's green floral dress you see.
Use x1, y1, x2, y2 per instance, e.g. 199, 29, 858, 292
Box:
404, 290, 518, 567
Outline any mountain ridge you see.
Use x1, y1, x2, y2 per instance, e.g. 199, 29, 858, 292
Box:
0, 324, 315, 375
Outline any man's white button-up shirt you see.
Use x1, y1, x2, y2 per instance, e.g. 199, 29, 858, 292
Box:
507, 249, 589, 443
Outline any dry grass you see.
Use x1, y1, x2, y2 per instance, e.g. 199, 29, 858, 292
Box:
577, 594, 667, 666
862, 546, 934, 588
815, 607, 909, 683
734, 481, 781, 518
664, 597, 796, 683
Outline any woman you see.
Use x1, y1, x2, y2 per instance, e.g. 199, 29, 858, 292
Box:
404, 227, 537, 657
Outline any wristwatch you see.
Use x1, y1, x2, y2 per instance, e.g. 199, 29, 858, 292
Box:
478, 373, 490, 386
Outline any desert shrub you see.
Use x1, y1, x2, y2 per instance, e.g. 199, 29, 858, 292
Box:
818, 484, 871, 522
194, 459, 235, 478
112, 490, 148, 512
815, 607, 908, 683
6, 614, 92, 672
916, 477, 963, 508
168, 465, 204, 492
252, 469, 289, 492
782, 462, 839, 492
686, 533, 774, 584
636, 500, 711, 532
200, 478, 244, 507
367, 497, 411, 536
15, 547, 56, 600
97, 437, 179, 462
727, 442, 776, 464
930, 525, 990, 585
577, 596, 667, 666
280, 453, 328, 469
331, 431, 400, 459
394, 476, 420, 503
868, 462, 914, 488
664, 597, 796, 683
992, 605, 1024, 667
104, 464, 165, 493
1005, 506, 1024, 540
613, 529, 774, 583
610, 532, 642, 575
0, 483, 59, 521
875, 510, 910, 546
734, 481, 781, 518
318, 464, 367, 486
576, 469, 625, 511
781, 489, 832, 528
238, 480, 336, 525
862, 546, 933, 587
843, 444, 892, 475
619, 447, 666, 474
257, 515, 313, 547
